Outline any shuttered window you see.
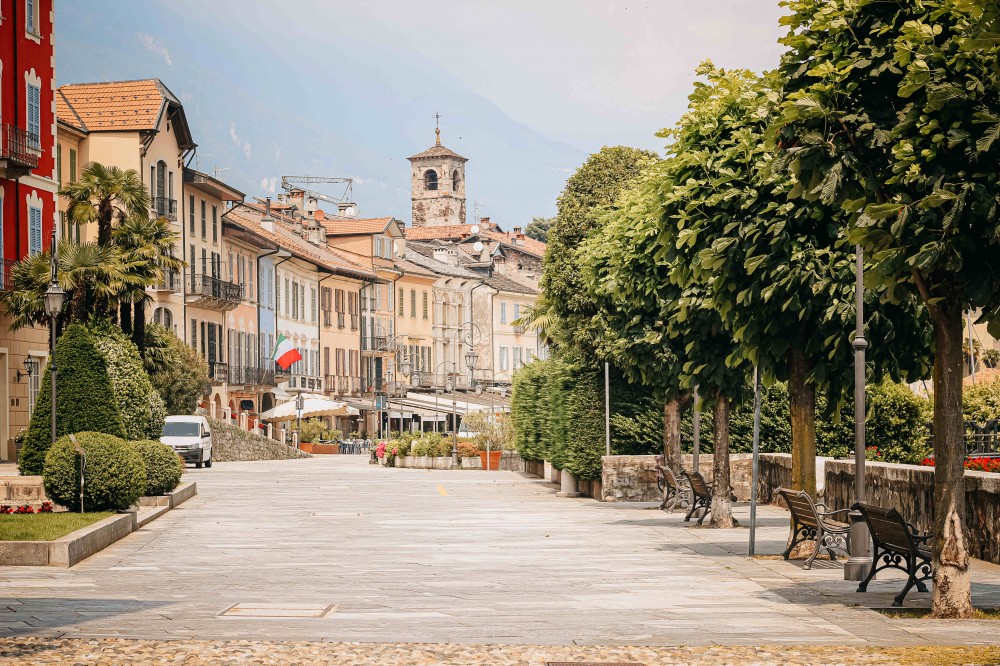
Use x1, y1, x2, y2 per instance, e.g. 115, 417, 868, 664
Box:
28, 206, 42, 256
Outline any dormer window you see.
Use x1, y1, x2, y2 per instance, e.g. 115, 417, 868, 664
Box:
424, 169, 438, 191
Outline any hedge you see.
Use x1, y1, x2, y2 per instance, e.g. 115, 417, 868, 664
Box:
130, 439, 183, 496
19, 324, 126, 476
91, 320, 167, 440
42, 432, 145, 511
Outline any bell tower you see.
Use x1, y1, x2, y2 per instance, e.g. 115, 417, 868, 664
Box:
408, 115, 468, 227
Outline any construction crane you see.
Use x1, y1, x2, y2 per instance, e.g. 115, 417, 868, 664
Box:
280, 176, 358, 218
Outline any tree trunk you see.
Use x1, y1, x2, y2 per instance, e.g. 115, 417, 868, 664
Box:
97, 207, 112, 248
788, 343, 817, 497
709, 395, 735, 528
663, 396, 682, 475
120, 301, 133, 335
133, 299, 146, 357
930, 298, 973, 618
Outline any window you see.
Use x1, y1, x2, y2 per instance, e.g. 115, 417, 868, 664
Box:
69, 149, 77, 183
201, 248, 207, 274
153, 307, 173, 329
398, 287, 404, 316
410, 289, 416, 318
500, 302, 507, 324
452, 170, 460, 191
28, 206, 42, 256
514, 303, 521, 321
26, 0, 39, 34
300, 284, 306, 320
189, 195, 195, 234
334, 288, 345, 328
228, 252, 234, 281
292, 280, 299, 320
424, 169, 438, 191
156, 161, 166, 199
27, 356, 41, 417
374, 283, 381, 311
211, 252, 221, 278
514, 347, 523, 370
284, 278, 290, 316
26, 83, 40, 149
311, 287, 317, 323
56, 144, 61, 186
191, 319, 198, 350
422, 292, 429, 319
249, 262, 254, 302
200, 199, 206, 239
212, 205, 218, 243
374, 236, 383, 258
499, 346, 508, 371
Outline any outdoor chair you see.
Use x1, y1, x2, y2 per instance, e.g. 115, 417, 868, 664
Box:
775, 487, 851, 570
681, 470, 713, 525
655, 455, 690, 511
852, 501, 932, 606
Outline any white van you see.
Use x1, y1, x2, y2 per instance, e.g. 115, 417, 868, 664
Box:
160, 415, 213, 468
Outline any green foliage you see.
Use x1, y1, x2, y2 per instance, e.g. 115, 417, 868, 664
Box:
461, 412, 514, 452
457, 442, 479, 458
297, 418, 326, 443
89, 320, 166, 440
511, 359, 552, 461
148, 325, 210, 415
963, 379, 1000, 423
524, 216, 554, 243
409, 434, 452, 457
541, 146, 658, 360
42, 432, 145, 511
19, 325, 126, 476
129, 440, 183, 496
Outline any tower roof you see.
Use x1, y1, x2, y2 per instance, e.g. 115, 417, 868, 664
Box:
407, 143, 468, 162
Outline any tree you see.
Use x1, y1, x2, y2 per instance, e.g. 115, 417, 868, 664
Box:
112, 215, 182, 354
18, 324, 126, 476
774, 0, 1000, 617
60, 162, 149, 249
524, 216, 554, 243
541, 146, 658, 360
147, 324, 210, 415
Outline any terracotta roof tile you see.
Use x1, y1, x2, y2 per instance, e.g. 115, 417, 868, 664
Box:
56, 91, 87, 132
57, 79, 173, 132
319, 217, 396, 236
408, 144, 468, 162
403, 224, 546, 258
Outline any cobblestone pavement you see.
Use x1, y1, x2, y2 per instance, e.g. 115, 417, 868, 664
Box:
1, 638, 999, 665
3, 456, 1000, 658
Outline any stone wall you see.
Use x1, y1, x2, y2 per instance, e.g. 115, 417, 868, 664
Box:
209, 419, 310, 462
757, 453, 793, 505
823, 460, 1000, 565
499, 450, 526, 472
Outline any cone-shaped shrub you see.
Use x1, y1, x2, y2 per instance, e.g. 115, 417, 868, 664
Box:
90, 320, 166, 440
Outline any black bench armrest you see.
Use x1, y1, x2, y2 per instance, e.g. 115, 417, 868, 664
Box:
817, 508, 850, 518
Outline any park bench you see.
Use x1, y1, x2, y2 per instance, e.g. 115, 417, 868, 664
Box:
681, 470, 713, 525
853, 501, 932, 607
655, 455, 690, 511
775, 487, 851, 570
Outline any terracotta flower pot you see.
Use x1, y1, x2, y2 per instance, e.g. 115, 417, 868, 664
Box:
479, 450, 503, 471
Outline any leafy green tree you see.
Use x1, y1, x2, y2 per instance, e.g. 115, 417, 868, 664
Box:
524, 216, 554, 243
60, 162, 149, 249
774, 0, 1000, 616
18, 325, 126, 476
147, 324, 210, 415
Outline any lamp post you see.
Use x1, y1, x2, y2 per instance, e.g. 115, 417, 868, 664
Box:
43, 239, 66, 445
465, 350, 481, 467
448, 377, 458, 466
845, 244, 871, 581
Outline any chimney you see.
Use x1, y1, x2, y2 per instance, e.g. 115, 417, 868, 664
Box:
262, 197, 275, 233
480, 217, 491, 228
513, 226, 522, 235
433, 248, 449, 264
492, 255, 507, 275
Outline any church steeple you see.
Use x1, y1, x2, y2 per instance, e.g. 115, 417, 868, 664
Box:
408, 114, 469, 227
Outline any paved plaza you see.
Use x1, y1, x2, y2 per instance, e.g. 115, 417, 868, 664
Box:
2, 456, 1000, 663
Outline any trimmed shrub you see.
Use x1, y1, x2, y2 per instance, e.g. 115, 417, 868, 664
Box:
964, 378, 1000, 423
457, 441, 478, 458
130, 440, 183, 496
43, 432, 145, 511
90, 320, 167, 440
19, 324, 126, 476
297, 418, 326, 443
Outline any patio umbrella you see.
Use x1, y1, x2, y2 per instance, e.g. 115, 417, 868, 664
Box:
259, 397, 356, 422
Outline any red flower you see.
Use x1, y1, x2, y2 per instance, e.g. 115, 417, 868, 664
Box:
38, 502, 54, 513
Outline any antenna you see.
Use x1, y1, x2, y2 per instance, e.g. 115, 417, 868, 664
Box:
193, 153, 212, 172
213, 166, 230, 179
280, 176, 358, 218
474, 200, 483, 225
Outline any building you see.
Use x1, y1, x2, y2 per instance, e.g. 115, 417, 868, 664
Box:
408, 126, 467, 228
0, 0, 57, 461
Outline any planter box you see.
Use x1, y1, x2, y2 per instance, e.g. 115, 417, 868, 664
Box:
462, 456, 482, 469
299, 442, 339, 455
479, 451, 503, 471
432, 456, 453, 470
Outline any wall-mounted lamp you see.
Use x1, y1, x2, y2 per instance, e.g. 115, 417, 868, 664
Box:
16, 356, 39, 383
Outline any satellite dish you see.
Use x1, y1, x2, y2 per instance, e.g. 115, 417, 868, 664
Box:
470, 224, 480, 234
473, 241, 484, 252
342, 206, 357, 218
475, 385, 483, 396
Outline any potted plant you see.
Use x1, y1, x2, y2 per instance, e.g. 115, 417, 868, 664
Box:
463, 412, 511, 471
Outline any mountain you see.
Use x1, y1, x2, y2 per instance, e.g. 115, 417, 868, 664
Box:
54, 1, 587, 227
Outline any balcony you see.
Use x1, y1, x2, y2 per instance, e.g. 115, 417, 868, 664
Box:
153, 197, 178, 221
209, 361, 229, 384
186, 274, 242, 311
0, 124, 40, 180
361, 336, 388, 352
229, 365, 276, 387
360, 378, 407, 398
0, 259, 15, 290
287, 374, 324, 392
156, 269, 181, 293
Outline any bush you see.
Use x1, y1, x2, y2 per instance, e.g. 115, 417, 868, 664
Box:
42, 432, 145, 511
19, 325, 127, 476
90, 320, 166, 440
147, 325, 211, 415
457, 442, 478, 458
129, 440, 183, 496
964, 378, 1000, 423
297, 418, 326, 443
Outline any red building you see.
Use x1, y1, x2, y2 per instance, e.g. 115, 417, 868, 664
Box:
0, 0, 57, 462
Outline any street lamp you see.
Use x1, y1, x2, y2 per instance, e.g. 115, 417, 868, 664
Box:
845, 243, 871, 581
447, 376, 458, 467
43, 241, 66, 446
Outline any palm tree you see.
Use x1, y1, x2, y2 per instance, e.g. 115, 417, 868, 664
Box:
0, 241, 130, 330
112, 215, 183, 354
512, 297, 555, 346
60, 162, 150, 248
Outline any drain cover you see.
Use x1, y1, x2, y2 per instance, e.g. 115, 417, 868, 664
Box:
219, 603, 336, 618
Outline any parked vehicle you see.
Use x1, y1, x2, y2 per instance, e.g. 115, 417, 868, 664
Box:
160, 415, 213, 468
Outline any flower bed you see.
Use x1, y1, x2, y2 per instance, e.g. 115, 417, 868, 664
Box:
920, 457, 1000, 473
0, 501, 54, 515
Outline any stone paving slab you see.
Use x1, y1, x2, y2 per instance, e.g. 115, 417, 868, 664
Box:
1, 456, 1000, 651
1, 637, 999, 665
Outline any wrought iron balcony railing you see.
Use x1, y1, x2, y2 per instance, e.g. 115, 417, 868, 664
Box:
209, 361, 229, 384
187, 274, 242, 310
0, 124, 40, 171
0, 259, 15, 290
229, 365, 276, 387
153, 197, 178, 221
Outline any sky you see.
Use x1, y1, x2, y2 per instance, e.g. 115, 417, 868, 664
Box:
56, 1, 788, 224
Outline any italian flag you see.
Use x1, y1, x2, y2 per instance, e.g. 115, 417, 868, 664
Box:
271, 334, 303, 370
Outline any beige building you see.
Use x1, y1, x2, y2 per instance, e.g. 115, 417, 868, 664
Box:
408, 127, 467, 228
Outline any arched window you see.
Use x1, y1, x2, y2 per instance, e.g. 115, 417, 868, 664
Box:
153, 306, 173, 330
424, 170, 438, 191
156, 160, 167, 199
452, 170, 460, 191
